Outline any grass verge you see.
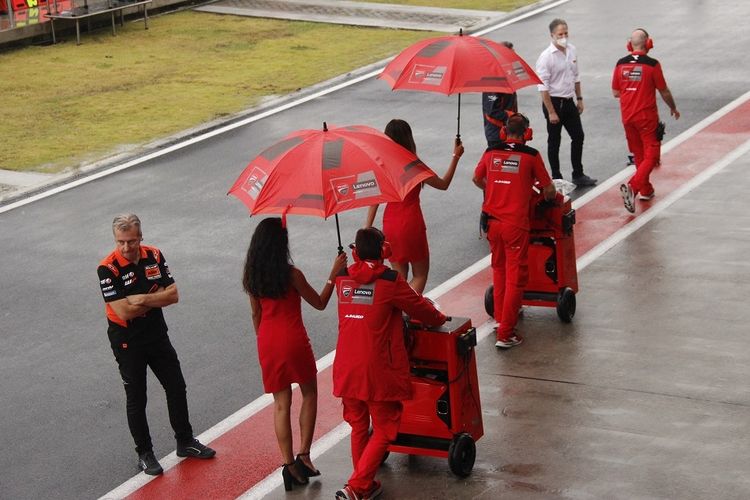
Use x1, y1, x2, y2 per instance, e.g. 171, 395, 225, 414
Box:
0, 0, 535, 173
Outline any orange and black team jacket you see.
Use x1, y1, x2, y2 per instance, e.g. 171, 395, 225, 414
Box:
97, 245, 175, 349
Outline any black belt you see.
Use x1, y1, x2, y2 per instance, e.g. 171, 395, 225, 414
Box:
550, 96, 574, 102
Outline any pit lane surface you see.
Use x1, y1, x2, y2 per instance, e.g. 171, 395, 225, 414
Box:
0, 1, 748, 498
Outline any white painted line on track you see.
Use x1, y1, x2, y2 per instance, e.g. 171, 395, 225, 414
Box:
572, 89, 750, 211
578, 138, 750, 272
237, 421, 352, 500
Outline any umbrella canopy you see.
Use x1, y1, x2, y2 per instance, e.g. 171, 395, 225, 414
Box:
379, 32, 541, 95
228, 123, 436, 249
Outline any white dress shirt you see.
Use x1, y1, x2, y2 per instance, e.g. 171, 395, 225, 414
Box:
535, 42, 580, 98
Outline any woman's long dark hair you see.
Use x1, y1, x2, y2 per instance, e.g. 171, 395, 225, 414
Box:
242, 217, 293, 298
384, 119, 417, 154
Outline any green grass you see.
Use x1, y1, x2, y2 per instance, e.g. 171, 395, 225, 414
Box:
0, 0, 535, 173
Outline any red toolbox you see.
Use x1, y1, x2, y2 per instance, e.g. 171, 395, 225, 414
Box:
485, 192, 578, 322
385, 316, 483, 477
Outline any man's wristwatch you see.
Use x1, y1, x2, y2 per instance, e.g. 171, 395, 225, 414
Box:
576, 96, 583, 101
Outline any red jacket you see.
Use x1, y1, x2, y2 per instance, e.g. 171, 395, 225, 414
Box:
333, 261, 446, 401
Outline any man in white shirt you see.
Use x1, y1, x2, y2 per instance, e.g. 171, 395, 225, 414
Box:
535, 18, 597, 186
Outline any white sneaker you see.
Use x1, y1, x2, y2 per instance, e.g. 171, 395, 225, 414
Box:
620, 184, 636, 213
495, 335, 523, 349
639, 190, 655, 201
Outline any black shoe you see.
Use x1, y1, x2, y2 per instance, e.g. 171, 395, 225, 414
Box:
138, 451, 164, 475
551, 171, 563, 180
295, 452, 321, 477
572, 174, 597, 186
282, 462, 309, 491
176, 439, 216, 459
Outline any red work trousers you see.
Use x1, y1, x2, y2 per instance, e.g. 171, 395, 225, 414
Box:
624, 115, 660, 195
342, 398, 402, 493
488, 219, 529, 340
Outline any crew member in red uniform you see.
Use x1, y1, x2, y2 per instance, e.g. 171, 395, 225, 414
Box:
365, 119, 464, 294
612, 28, 680, 213
97, 214, 215, 476
333, 227, 447, 500
473, 115, 555, 349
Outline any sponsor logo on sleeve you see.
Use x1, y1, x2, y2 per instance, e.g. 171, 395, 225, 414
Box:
100, 278, 111, 285
103, 290, 117, 297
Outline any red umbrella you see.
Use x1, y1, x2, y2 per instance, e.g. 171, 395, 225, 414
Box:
228, 123, 436, 251
379, 30, 542, 136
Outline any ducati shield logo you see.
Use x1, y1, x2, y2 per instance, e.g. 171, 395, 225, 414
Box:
242, 166, 268, 200
342, 285, 353, 298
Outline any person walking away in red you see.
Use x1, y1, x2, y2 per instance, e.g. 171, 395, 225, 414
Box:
473, 114, 556, 349
365, 119, 464, 294
613, 28, 680, 213
333, 227, 447, 500
242, 217, 347, 491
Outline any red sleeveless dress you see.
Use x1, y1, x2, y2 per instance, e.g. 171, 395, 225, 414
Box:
382, 184, 429, 264
256, 286, 317, 394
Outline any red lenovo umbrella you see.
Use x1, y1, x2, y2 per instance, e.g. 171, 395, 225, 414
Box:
379, 30, 542, 136
228, 123, 436, 251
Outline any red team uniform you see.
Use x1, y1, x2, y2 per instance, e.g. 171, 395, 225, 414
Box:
474, 141, 552, 342
611, 51, 667, 197
333, 259, 446, 496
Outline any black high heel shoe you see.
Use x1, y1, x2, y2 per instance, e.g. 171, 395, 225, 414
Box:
281, 462, 308, 491
295, 452, 321, 477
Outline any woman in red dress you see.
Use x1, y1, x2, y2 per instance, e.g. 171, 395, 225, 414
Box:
365, 119, 464, 293
242, 217, 346, 491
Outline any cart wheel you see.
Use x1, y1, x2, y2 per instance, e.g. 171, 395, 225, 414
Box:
448, 433, 476, 477
484, 285, 494, 317
556, 287, 576, 323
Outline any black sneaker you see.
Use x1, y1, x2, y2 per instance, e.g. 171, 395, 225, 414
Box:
138, 451, 164, 475
572, 174, 597, 186
176, 439, 216, 459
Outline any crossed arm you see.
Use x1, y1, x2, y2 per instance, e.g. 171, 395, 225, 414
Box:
109, 284, 179, 321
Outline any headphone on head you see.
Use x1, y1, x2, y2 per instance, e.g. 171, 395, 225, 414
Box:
499, 113, 533, 142
627, 28, 653, 52
351, 228, 392, 262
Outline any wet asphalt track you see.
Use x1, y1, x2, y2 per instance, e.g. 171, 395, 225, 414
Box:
1, 0, 748, 498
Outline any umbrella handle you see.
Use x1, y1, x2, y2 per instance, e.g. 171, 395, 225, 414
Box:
456, 93, 461, 139
335, 213, 344, 254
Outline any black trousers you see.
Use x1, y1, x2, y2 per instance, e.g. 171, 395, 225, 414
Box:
542, 97, 585, 178
112, 336, 193, 454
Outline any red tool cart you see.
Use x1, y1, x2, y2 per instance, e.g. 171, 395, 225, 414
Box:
384, 316, 483, 477
484, 192, 579, 322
